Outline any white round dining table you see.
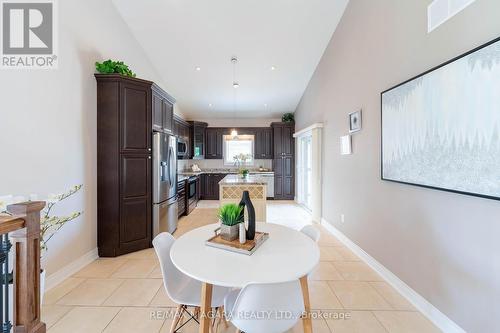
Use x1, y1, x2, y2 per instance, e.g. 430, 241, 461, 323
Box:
170, 222, 320, 333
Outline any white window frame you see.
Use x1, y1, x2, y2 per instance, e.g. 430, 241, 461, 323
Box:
223, 134, 255, 166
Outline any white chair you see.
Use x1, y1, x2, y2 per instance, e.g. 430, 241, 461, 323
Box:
224, 280, 305, 333
153, 232, 231, 332
300, 225, 320, 243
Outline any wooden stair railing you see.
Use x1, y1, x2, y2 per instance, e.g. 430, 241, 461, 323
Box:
1, 202, 46, 333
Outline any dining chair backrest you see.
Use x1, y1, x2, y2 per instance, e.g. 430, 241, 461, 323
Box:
300, 225, 320, 243
152, 232, 187, 300
228, 280, 304, 333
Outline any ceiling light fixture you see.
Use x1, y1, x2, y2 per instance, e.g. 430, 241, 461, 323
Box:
231, 57, 240, 89
195, 66, 201, 71
231, 56, 239, 138
270, 66, 276, 71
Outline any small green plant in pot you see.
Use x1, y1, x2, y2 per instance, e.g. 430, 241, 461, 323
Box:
218, 203, 243, 241
240, 168, 249, 178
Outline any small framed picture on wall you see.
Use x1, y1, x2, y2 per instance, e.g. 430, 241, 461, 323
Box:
349, 110, 362, 133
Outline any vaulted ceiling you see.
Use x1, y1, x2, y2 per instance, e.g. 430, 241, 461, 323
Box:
112, 0, 349, 119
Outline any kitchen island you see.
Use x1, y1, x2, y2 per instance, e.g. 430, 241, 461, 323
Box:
219, 174, 267, 221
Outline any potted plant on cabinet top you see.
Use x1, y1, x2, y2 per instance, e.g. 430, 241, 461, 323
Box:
282, 112, 295, 123
218, 203, 243, 241
95, 59, 136, 77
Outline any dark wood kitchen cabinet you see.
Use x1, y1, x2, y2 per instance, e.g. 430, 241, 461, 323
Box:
95, 74, 175, 257
255, 128, 273, 159
188, 121, 208, 159
152, 85, 174, 134
173, 115, 190, 139
272, 122, 295, 200
201, 173, 225, 200
205, 128, 224, 159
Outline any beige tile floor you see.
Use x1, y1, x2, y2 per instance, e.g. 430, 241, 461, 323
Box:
42, 201, 441, 333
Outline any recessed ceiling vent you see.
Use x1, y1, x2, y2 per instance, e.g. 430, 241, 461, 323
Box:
428, 0, 476, 33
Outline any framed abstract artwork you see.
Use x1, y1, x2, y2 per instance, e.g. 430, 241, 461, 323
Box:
349, 110, 362, 133
381, 36, 500, 201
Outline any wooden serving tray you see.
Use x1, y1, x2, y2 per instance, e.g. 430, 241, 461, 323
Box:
206, 231, 269, 255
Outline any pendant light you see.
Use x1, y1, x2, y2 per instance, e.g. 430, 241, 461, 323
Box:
231, 56, 239, 138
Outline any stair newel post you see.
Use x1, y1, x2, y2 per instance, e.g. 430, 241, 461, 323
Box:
7, 201, 46, 333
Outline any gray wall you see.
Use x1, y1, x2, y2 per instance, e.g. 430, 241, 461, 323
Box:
294, 1, 500, 332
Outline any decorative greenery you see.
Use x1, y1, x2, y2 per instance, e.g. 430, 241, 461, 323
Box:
40, 185, 83, 253
282, 112, 295, 123
218, 203, 243, 226
240, 169, 249, 177
95, 59, 136, 77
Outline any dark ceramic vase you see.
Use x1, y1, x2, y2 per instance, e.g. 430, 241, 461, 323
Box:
238, 190, 256, 240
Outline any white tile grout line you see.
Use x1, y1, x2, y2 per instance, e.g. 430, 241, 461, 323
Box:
320, 218, 465, 333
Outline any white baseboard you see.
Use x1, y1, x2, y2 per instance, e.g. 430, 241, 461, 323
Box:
320, 218, 465, 333
45, 248, 98, 291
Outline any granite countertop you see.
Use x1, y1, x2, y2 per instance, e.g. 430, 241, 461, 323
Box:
179, 169, 274, 176
177, 175, 189, 182
218, 174, 267, 185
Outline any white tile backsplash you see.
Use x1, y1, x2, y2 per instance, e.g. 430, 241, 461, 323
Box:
178, 159, 272, 171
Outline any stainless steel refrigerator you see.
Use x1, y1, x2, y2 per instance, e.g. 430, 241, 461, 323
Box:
153, 132, 178, 236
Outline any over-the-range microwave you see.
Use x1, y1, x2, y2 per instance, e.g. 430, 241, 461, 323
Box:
177, 137, 188, 159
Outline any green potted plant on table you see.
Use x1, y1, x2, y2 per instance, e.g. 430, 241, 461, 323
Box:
240, 168, 249, 178
218, 203, 243, 241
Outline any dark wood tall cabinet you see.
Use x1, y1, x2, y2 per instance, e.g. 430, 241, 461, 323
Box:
188, 121, 208, 159
255, 128, 273, 159
272, 122, 295, 200
96, 74, 174, 257
205, 128, 224, 159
